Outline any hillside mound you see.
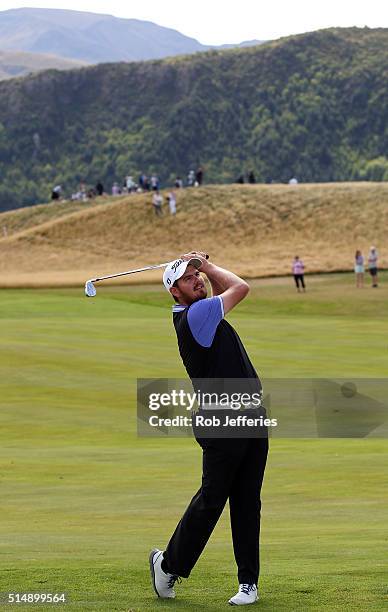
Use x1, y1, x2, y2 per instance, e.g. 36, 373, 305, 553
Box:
0, 183, 387, 288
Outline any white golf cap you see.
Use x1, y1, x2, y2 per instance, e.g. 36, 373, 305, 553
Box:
163, 257, 202, 291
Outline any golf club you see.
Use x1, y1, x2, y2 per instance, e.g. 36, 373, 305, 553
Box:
84, 254, 209, 297
85, 262, 170, 297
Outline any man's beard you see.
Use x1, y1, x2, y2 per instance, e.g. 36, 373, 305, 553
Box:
190, 285, 207, 303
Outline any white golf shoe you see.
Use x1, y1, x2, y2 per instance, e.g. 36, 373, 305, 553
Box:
149, 548, 180, 598
228, 583, 258, 605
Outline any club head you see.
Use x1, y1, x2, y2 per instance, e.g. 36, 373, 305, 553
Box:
85, 280, 96, 297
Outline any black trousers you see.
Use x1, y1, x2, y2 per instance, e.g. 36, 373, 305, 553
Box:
294, 273, 305, 289
163, 436, 268, 584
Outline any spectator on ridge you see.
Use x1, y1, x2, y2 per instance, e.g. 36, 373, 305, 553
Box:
112, 182, 121, 196
167, 190, 177, 215
96, 181, 104, 196
196, 166, 204, 186
139, 174, 145, 190
51, 185, 62, 200
126, 176, 136, 193
151, 174, 159, 191
152, 190, 163, 217
187, 170, 195, 187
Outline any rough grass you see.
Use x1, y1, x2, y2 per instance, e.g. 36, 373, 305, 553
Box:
0, 278, 387, 610
0, 183, 388, 287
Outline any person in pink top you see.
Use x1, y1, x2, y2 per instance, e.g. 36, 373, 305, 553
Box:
354, 250, 364, 288
292, 256, 306, 292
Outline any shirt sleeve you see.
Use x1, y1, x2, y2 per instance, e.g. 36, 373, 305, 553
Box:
187, 296, 224, 347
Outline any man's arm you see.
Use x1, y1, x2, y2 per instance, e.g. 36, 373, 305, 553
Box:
183, 252, 249, 314
205, 269, 225, 297
204, 263, 249, 314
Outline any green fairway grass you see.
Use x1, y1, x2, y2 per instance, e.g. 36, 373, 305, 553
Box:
0, 274, 387, 611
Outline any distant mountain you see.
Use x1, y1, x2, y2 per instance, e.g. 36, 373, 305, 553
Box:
0, 49, 87, 80
0, 8, 206, 63
0, 8, 264, 64
1, 27, 387, 211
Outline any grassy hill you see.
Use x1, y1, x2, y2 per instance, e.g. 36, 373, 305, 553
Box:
0, 49, 87, 80
0, 183, 387, 287
1, 27, 388, 210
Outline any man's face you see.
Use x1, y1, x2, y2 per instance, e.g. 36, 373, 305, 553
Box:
171, 265, 207, 305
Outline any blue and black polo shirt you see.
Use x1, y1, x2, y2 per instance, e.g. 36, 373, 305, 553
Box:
173, 296, 265, 440
173, 295, 261, 391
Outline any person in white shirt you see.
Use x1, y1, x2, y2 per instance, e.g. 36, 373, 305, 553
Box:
152, 191, 163, 216
167, 191, 177, 215
368, 246, 378, 287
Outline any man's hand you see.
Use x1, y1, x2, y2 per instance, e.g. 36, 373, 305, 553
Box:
180, 251, 249, 314
181, 251, 211, 273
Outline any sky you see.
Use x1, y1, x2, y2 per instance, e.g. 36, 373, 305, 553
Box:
2, 1, 388, 44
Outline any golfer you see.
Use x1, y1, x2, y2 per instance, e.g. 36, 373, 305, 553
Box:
150, 252, 268, 606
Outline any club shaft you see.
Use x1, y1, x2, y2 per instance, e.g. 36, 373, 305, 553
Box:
91, 262, 170, 284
